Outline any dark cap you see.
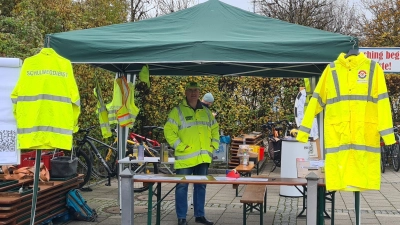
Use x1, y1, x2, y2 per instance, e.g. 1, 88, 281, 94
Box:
185, 81, 200, 89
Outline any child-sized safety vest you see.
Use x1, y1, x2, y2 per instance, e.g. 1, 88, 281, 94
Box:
107, 77, 139, 128
94, 79, 112, 138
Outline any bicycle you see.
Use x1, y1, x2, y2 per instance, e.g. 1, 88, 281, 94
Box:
261, 120, 296, 172
129, 126, 175, 174
72, 126, 160, 192
380, 126, 400, 173
129, 126, 162, 149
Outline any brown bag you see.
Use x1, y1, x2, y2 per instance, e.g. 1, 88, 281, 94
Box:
2, 163, 50, 182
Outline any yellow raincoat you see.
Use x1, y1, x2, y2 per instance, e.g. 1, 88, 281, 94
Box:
297, 52, 395, 191
11, 48, 80, 150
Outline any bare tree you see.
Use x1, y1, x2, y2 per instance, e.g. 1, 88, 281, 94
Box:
152, 0, 197, 17
359, 0, 400, 47
255, 0, 362, 36
129, 0, 154, 22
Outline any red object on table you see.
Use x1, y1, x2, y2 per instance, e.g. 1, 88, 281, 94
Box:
226, 170, 240, 178
18, 151, 64, 170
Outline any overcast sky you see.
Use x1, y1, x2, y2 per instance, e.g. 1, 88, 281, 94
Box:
198, 0, 366, 14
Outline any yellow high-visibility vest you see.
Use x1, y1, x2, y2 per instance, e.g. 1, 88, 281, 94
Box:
107, 77, 139, 128
139, 65, 150, 88
94, 79, 112, 138
11, 48, 80, 150
297, 52, 395, 191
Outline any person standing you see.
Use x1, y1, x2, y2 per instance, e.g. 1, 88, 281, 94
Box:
164, 82, 219, 225
201, 92, 217, 117
201, 92, 214, 108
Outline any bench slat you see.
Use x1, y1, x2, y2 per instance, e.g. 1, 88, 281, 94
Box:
240, 185, 266, 204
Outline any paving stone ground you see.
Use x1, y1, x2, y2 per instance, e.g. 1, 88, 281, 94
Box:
61, 161, 400, 225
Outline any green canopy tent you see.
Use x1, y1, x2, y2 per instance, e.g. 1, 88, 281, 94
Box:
43, 1, 359, 223
45, 0, 355, 78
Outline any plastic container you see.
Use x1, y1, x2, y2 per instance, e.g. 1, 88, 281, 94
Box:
160, 143, 169, 162
50, 156, 78, 178
138, 143, 144, 160
241, 153, 249, 166
131, 145, 138, 159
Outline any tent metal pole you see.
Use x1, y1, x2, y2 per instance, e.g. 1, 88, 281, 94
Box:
29, 150, 41, 225
118, 72, 131, 211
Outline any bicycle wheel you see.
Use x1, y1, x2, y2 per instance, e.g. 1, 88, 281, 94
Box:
392, 142, 400, 172
73, 145, 92, 188
381, 146, 386, 173
95, 145, 118, 178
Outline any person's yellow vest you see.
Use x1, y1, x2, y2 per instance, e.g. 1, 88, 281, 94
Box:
164, 100, 219, 169
11, 48, 80, 150
94, 80, 112, 138
297, 53, 395, 191
107, 77, 139, 128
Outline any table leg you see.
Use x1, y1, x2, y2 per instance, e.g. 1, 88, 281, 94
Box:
260, 203, 263, 225
152, 185, 177, 225
243, 203, 246, 225
317, 186, 325, 225
355, 191, 360, 225
264, 188, 267, 213
257, 163, 259, 175
147, 183, 154, 225
296, 185, 307, 217
156, 183, 161, 225
331, 192, 335, 225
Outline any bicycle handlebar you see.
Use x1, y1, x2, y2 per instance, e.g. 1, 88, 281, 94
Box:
276, 120, 295, 127
261, 120, 295, 131
143, 126, 164, 131
77, 126, 97, 134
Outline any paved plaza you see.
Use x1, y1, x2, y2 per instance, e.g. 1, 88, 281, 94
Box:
63, 161, 400, 225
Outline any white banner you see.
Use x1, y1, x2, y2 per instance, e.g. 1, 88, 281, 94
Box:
360, 47, 400, 73
0, 57, 22, 165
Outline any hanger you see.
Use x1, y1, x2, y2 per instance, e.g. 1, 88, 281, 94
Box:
344, 39, 359, 58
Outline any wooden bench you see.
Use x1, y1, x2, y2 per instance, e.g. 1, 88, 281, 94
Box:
233, 164, 255, 196
240, 184, 267, 225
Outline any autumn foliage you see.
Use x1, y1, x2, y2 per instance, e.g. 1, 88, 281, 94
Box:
1, 0, 400, 144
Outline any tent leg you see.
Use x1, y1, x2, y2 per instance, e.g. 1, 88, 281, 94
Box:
30, 150, 42, 225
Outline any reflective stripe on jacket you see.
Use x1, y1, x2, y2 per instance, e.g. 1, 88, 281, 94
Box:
164, 100, 219, 169
304, 78, 312, 108
94, 80, 112, 139
297, 52, 395, 191
10, 48, 80, 150
106, 77, 139, 128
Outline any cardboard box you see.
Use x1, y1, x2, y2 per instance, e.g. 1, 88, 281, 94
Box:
303, 138, 322, 159
296, 158, 325, 178
249, 145, 263, 161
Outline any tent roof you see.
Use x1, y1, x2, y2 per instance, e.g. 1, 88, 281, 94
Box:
45, 0, 355, 77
